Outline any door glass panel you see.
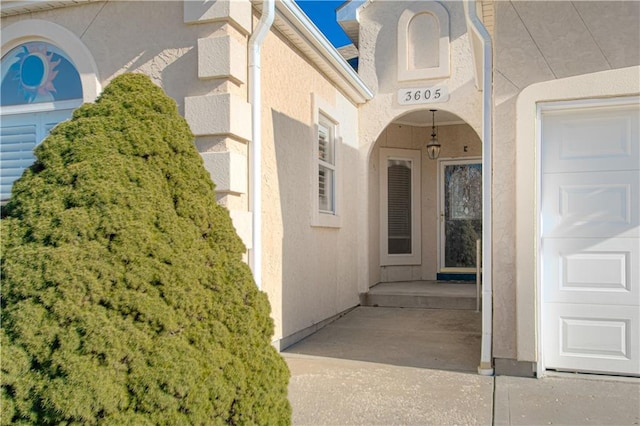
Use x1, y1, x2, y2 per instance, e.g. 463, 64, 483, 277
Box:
388, 159, 412, 254
444, 163, 482, 268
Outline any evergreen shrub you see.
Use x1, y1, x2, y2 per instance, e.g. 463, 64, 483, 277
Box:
1, 73, 291, 425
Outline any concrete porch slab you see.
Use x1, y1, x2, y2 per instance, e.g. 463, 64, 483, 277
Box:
284, 306, 482, 372
283, 306, 640, 426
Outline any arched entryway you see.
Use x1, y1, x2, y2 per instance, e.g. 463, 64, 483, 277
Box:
367, 108, 483, 286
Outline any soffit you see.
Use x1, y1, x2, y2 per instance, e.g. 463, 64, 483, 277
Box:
1, 0, 94, 17
336, 0, 368, 47
266, 0, 373, 105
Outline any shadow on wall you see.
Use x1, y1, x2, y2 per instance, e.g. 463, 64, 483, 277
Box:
82, 1, 227, 114
271, 109, 361, 343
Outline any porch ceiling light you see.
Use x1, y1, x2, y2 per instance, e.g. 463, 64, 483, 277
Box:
426, 109, 441, 160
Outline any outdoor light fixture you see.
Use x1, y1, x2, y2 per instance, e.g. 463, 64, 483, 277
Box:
426, 109, 441, 160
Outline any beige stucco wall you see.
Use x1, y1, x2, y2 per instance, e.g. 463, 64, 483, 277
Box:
2, 1, 254, 224
261, 28, 361, 343
370, 123, 481, 283
492, 1, 640, 361
1, 1, 237, 112
354, 0, 640, 365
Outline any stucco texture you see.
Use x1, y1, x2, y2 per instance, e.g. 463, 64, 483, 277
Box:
493, 1, 640, 360
1, 1, 231, 114
260, 28, 361, 342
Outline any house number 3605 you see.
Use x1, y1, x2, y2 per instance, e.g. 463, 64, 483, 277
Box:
397, 86, 449, 105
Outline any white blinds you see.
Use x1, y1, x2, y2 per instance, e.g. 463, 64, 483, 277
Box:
387, 159, 412, 254
0, 124, 37, 200
1, 109, 73, 200
318, 118, 335, 213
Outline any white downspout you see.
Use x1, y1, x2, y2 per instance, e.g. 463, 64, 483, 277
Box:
248, 0, 275, 290
464, 0, 494, 376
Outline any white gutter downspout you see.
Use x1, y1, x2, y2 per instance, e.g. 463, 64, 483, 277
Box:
249, 0, 275, 290
464, 0, 494, 376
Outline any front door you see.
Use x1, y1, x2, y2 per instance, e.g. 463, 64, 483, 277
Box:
439, 159, 482, 274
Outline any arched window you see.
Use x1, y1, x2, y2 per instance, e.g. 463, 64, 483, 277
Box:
1, 42, 83, 105
0, 41, 83, 201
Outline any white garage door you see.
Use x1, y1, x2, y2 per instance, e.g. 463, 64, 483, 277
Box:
541, 101, 640, 376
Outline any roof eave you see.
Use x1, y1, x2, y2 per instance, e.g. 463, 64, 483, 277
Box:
270, 0, 373, 105
1, 0, 94, 17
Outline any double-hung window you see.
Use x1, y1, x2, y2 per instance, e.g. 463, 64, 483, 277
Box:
311, 93, 341, 228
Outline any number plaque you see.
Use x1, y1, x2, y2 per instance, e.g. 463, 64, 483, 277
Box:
397, 86, 449, 105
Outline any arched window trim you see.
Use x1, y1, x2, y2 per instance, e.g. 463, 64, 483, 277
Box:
1, 21, 100, 201
1, 20, 101, 108
1, 40, 85, 115
397, 3, 450, 82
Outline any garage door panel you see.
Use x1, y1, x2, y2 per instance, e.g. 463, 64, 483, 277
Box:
542, 171, 638, 238
542, 101, 639, 376
544, 303, 639, 376
543, 238, 639, 305
542, 107, 639, 173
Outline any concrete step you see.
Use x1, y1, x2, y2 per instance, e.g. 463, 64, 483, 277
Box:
360, 281, 480, 310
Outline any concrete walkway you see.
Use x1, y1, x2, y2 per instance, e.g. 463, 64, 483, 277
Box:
283, 306, 640, 426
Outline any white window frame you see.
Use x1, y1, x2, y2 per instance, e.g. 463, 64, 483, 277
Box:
2, 20, 101, 106
1, 21, 101, 203
380, 148, 422, 266
318, 116, 336, 211
311, 94, 341, 228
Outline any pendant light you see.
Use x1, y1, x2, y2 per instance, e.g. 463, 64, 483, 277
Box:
426, 109, 441, 160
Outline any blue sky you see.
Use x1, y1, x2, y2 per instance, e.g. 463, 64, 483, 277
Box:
295, 1, 352, 48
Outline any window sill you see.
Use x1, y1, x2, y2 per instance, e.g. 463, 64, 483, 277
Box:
311, 212, 341, 229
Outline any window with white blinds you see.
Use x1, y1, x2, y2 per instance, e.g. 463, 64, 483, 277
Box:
387, 159, 412, 254
0, 110, 74, 200
380, 148, 422, 265
0, 124, 37, 200
318, 116, 336, 214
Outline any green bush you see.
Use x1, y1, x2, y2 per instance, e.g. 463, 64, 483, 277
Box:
1, 73, 291, 425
